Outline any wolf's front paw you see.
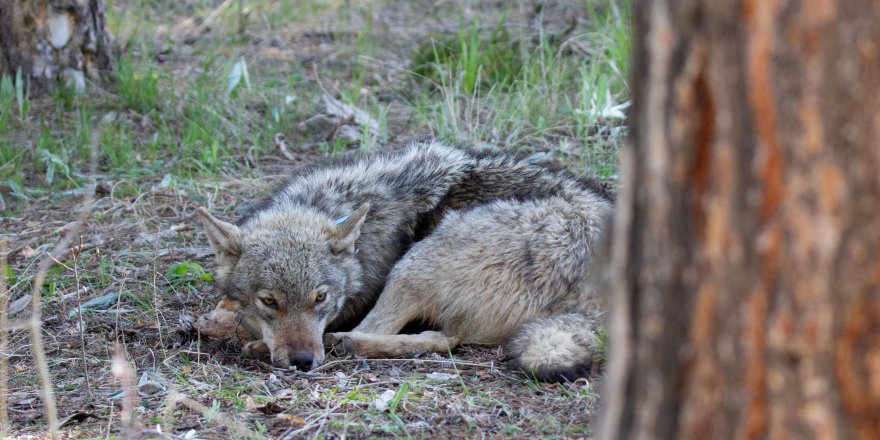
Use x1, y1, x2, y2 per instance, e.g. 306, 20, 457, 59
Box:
242, 340, 269, 358
323, 332, 355, 354
195, 307, 239, 339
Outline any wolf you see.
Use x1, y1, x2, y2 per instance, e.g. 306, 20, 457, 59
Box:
196, 141, 612, 381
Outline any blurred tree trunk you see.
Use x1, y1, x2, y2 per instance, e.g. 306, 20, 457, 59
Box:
601, 1, 880, 439
0, 0, 113, 92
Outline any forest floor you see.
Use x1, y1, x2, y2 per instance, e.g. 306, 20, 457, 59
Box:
1, 0, 629, 438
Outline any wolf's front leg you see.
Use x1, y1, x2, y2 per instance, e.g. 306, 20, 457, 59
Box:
347, 255, 440, 335
196, 298, 259, 341
324, 331, 460, 358
242, 340, 270, 358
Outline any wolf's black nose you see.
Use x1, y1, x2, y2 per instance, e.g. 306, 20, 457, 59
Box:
290, 352, 314, 371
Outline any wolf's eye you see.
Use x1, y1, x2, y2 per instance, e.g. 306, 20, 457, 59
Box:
314, 291, 326, 303
260, 297, 278, 308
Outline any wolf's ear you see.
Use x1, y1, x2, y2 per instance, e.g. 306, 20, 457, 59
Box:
197, 207, 242, 269
329, 202, 369, 256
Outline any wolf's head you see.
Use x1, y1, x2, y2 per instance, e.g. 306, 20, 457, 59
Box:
197, 203, 369, 371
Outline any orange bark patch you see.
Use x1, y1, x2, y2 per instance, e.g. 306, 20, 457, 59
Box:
744, 0, 783, 224
691, 284, 717, 349
835, 295, 880, 440
681, 283, 722, 437
742, 1, 785, 435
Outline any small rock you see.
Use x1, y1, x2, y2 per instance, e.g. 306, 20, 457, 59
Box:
426, 372, 459, 381
178, 314, 195, 332
137, 371, 167, 397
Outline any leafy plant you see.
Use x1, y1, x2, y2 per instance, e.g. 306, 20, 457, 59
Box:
166, 261, 213, 285
14, 68, 29, 120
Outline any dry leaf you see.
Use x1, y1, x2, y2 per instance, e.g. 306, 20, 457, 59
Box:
276, 414, 306, 426
19, 246, 40, 259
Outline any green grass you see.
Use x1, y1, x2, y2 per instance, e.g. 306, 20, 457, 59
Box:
1, 0, 630, 193
408, 0, 630, 175
116, 55, 162, 114
411, 13, 525, 95
100, 120, 135, 170
0, 69, 31, 182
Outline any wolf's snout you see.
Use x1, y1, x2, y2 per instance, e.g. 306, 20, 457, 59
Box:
290, 352, 314, 371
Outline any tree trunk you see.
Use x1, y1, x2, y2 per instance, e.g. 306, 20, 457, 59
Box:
0, 0, 113, 92
601, 1, 880, 439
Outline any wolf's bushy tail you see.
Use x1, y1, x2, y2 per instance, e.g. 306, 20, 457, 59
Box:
506, 313, 602, 382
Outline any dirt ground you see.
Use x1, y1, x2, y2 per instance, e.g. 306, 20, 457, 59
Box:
2, 0, 626, 438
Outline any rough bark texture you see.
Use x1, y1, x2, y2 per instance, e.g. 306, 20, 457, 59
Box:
601, 1, 880, 439
0, 0, 113, 91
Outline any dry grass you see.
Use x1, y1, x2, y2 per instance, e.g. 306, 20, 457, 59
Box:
1, 0, 626, 438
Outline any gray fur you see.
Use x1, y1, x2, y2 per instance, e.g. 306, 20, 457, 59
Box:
507, 313, 602, 382
329, 196, 610, 381
197, 141, 611, 380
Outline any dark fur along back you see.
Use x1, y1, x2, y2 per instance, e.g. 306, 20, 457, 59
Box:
238, 143, 611, 327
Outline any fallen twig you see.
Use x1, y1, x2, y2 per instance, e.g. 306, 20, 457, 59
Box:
280, 399, 345, 440
275, 133, 296, 160
71, 236, 93, 400
1, 239, 10, 437
26, 125, 100, 439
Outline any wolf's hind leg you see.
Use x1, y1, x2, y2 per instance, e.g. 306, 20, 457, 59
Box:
325, 331, 460, 358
